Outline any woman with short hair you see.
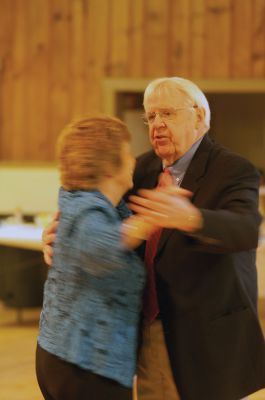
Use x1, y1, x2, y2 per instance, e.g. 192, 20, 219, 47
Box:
36, 116, 151, 400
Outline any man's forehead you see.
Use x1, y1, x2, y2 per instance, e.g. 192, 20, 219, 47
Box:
145, 89, 190, 110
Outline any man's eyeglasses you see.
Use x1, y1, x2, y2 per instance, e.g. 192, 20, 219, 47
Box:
142, 106, 198, 125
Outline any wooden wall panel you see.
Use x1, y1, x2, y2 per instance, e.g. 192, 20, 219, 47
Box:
204, 0, 232, 77
252, 0, 265, 77
69, 0, 86, 118
142, 0, 170, 76
169, 0, 191, 77
26, 0, 50, 161
0, 0, 14, 160
11, 0, 28, 160
231, 0, 252, 78
0, 0, 264, 162
190, 0, 205, 77
127, 0, 144, 77
107, 0, 130, 77
49, 0, 71, 160
83, 0, 110, 113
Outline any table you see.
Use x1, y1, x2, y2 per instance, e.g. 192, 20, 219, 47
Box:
0, 223, 43, 251
0, 223, 46, 323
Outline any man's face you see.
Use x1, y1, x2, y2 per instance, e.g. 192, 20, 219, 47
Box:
144, 87, 203, 165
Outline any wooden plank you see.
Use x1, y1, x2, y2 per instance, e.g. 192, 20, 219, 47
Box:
127, 0, 144, 77
107, 0, 130, 77
168, 0, 191, 77
0, 0, 14, 160
190, 0, 205, 78
204, 0, 232, 78
84, 0, 110, 112
69, 0, 86, 119
231, 0, 252, 78
11, 0, 28, 160
142, 0, 170, 77
48, 0, 71, 158
252, 0, 265, 77
26, 0, 50, 161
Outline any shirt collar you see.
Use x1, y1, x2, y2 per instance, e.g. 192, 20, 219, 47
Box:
162, 135, 204, 185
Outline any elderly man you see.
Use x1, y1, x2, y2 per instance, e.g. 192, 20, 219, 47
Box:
43, 77, 265, 400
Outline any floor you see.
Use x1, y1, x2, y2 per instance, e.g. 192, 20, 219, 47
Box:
0, 304, 42, 400
0, 302, 265, 400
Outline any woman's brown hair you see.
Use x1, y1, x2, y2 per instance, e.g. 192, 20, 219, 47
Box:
57, 115, 131, 190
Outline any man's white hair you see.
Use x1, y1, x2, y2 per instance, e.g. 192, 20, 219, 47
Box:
143, 77, 211, 133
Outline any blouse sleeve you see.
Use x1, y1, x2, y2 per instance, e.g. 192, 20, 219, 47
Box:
76, 210, 132, 276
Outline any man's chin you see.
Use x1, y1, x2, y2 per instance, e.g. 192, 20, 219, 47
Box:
154, 148, 180, 164
154, 147, 172, 160
126, 179, 134, 191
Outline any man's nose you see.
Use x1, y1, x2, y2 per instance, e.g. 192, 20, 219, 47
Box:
153, 113, 165, 127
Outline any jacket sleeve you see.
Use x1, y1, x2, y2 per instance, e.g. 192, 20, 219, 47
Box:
191, 156, 261, 253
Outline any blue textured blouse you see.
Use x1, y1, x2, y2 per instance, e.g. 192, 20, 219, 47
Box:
38, 188, 145, 388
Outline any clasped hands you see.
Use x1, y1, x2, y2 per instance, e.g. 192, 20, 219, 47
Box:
128, 185, 202, 234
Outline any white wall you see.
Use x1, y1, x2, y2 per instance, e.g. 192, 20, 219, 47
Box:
123, 110, 151, 156
0, 166, 60, 215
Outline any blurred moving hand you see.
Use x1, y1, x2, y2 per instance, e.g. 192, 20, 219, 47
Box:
42, 211, 60, 266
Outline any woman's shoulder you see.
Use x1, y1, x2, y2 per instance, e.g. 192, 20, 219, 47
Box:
59, 188, 116, 217
57, 189, 119, 240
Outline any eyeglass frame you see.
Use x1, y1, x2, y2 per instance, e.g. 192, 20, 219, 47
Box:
142, 105, 198, 125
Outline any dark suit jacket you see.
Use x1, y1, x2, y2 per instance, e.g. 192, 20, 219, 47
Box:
132, 134, 265, 400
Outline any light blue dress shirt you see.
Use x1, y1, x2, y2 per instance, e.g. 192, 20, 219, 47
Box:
163, 136, 204, 186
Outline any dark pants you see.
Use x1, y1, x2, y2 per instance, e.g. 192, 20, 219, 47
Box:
36, 344, 132, 400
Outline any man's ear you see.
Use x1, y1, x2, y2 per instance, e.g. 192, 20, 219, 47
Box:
195, 107, 205, 128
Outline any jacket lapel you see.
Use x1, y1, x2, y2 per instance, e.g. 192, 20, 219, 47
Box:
157, 134, 214, 255
181, 134, 214, 196
139, 154, 162, 190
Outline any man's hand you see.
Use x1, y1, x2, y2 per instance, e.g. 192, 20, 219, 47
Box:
128, 187, 203, 233
42, 211, 60, 266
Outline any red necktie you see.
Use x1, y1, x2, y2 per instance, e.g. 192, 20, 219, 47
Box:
143, 168, 173, 321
